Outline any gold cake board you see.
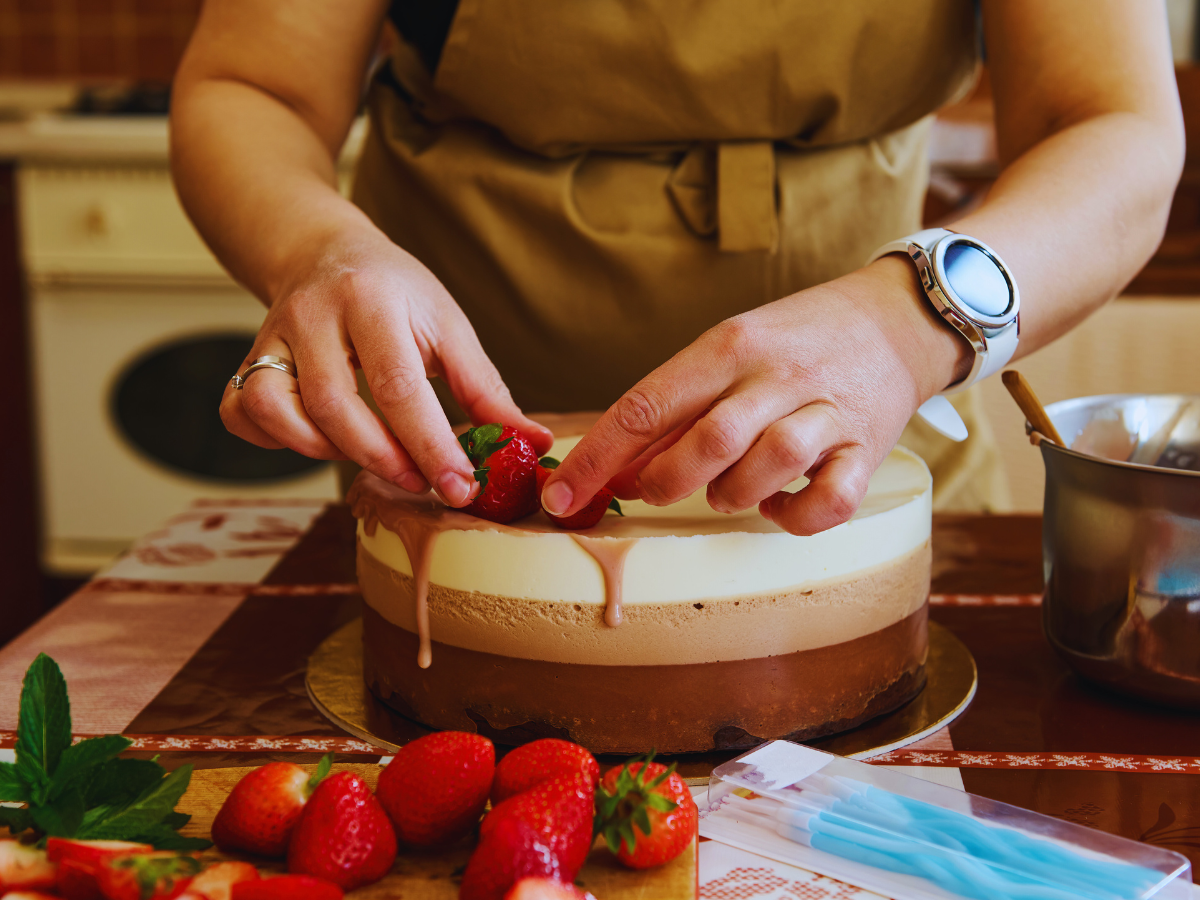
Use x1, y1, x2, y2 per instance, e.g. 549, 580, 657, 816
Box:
307, 618, 977, 781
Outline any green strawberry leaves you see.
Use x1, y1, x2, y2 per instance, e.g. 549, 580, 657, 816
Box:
1, 653, 209, 850
608, 498, 624, 517
306, 752, 333, 796
459, 424, 513, 493
594, 750, 679, 855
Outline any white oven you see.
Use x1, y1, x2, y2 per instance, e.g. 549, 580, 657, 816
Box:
18, 118, 364, 575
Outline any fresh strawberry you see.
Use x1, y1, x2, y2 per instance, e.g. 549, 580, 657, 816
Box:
286, 771, 396, 891
595, 753, 697, 870
491, 740, 598, 806
479, 773, 594, 886
48, 839, 152, 900
231, 874, 343, 900
503, 877, 596, 900
460, 424, 539, 524
186, 861, 259, 900
536, 461, 622, 530
212, 754, 332, 857
93, 851, 202, 900
376, 731, 494, 847
458, 816, 560, 900
0, 841, 57, 893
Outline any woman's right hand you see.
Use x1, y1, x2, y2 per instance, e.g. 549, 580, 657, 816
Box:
219, 228, 553, 506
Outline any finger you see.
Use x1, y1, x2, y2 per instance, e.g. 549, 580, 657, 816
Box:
352, 314, 479, 507
605, 421, 694, 500
758, 449, 874, 536
544, 347, 733, 516
220, 382, 286, 450
435, 319, 555, 455
706, 403, 840, 513
633, 391, 799, 506
232, 339, 348, 461
290, 328, 430, 494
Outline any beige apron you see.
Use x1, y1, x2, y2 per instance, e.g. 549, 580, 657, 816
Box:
351, 0, 1010, 512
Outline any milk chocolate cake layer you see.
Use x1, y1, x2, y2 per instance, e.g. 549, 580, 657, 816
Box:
362, 601, 928, 753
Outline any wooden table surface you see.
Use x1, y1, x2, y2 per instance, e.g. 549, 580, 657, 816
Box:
3, 508, 1199, 883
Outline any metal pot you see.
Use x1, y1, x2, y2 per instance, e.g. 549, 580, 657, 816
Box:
1039, 394, 1200, 709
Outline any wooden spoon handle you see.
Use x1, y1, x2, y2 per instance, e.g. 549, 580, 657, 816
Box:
1001, 370, 1065, 446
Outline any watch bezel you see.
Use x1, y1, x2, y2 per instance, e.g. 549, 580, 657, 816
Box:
926, 235, 1020, 330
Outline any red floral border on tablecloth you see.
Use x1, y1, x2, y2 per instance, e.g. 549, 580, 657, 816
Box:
929, 594, 1042, 606
83, 579, 363, 596
1, 733, 1195, 772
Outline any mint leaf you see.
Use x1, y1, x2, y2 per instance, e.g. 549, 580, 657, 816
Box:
84, 758, 165, 809
30, 787, 85, 837
161, 811, 191, 830
16, 654, 72, 803
0, 762, 29, 802
77, 765, 194, 842
126, 823, 211, 851
0, 806, 32, 835
49, 734, 131, 802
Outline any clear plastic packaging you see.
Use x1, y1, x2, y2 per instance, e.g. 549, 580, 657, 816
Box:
702, 741, 1191, 900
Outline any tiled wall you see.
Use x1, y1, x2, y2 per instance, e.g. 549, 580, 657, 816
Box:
0, 0, 200, 81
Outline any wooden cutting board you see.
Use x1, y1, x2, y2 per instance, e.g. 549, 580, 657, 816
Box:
177, 764, 697, 900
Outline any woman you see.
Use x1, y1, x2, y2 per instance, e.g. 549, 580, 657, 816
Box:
172, 0, 1182, 535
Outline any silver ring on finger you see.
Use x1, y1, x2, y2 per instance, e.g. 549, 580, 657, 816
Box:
231, 355, 297, 390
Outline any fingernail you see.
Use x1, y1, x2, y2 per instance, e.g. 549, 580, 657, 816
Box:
397, 472, 427, 494
541, 480, 573, 516
438, 472, 474, 506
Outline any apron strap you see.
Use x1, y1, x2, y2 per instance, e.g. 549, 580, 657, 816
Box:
717, 141, 778, 253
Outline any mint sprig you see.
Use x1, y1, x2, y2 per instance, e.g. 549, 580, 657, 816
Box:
458, 423, 513, 492
0, 653, 210, 851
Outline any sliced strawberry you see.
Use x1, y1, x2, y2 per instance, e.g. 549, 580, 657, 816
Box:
212, 755, 331, 857
458, 816, 560, 900
48, 839, 152, 900
595, 753, 697, 870
492, 740, 598, 806
0, 841, 57, 893
503, 877, 596, 900
47, 840, 153, 868
479, 773, 594, 886
93, 851, 202, 900
186, 861, 260, 900
286, 772, 396, 891
536, 462, 622, 530
460, 425, 540, 524
376, 731, 494, 847
231, 874, 343, 900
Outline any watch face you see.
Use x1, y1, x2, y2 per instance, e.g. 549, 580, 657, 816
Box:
933, 237, 1017, 327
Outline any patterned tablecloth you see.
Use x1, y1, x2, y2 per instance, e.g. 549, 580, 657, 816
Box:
2, 502, 1199, 899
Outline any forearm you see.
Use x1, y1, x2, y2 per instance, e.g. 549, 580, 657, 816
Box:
950, 109, 1183, 359
170, 76, 384, 304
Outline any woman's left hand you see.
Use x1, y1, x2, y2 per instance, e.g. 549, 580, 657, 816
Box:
540, 256, 970, 535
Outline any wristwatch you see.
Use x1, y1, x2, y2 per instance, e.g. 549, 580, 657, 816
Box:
868, 228, 1020, 441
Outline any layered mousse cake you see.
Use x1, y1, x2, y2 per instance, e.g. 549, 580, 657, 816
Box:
348, 420, 932, 754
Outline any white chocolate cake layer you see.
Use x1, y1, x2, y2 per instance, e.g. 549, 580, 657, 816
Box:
358, 439, 932, 605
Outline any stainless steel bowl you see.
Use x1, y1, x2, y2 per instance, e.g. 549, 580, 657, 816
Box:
1039, 394, 1200, 709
